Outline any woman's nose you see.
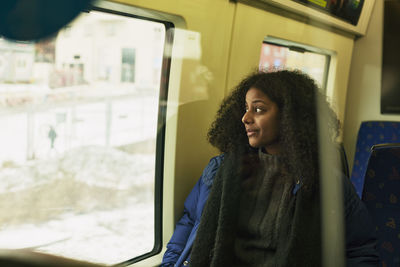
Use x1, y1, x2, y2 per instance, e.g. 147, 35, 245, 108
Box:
242, 111, 252, 124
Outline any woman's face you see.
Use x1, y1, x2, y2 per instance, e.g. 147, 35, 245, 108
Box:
242, 87, 280, 154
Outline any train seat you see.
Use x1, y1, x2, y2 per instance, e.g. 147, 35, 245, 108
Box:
361, 143, 400, 267
350, 121, 400, 197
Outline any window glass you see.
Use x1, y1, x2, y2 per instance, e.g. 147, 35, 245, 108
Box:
0, 9, 166, 265
259, 42, 330, 90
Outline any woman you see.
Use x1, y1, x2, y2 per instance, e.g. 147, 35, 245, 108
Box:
161, 70, 379, 267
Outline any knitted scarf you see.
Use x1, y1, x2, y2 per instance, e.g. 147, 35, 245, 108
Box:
190, 152, 322, 267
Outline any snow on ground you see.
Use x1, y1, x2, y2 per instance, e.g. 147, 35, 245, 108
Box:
0, 200, 154, 265
0, 145, 156, 264
60, 146, 155, 189
0, 145, 155, 193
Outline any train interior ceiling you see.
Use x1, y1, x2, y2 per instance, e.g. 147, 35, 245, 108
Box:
0, 0, 399, 266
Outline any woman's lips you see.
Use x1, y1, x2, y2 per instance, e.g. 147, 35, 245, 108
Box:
246, 129, 258, 137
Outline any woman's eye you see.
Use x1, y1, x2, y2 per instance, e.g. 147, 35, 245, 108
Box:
255, 107, 263, 112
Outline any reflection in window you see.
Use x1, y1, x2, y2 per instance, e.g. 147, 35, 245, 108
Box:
259, 42, 330, 90
121, 48, 135, 83
0, 9, 166, 265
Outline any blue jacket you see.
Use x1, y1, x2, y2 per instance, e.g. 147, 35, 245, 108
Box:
161, 155, 378, 267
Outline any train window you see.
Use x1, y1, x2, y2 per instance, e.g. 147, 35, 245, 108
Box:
260, 37, 331, 91
0, 6, 170, 265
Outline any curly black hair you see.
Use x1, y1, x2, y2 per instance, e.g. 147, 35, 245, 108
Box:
207, 70, 340, 191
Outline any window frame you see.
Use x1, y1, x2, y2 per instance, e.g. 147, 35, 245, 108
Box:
85, 1, 175, 265
263, 36, 333, 92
